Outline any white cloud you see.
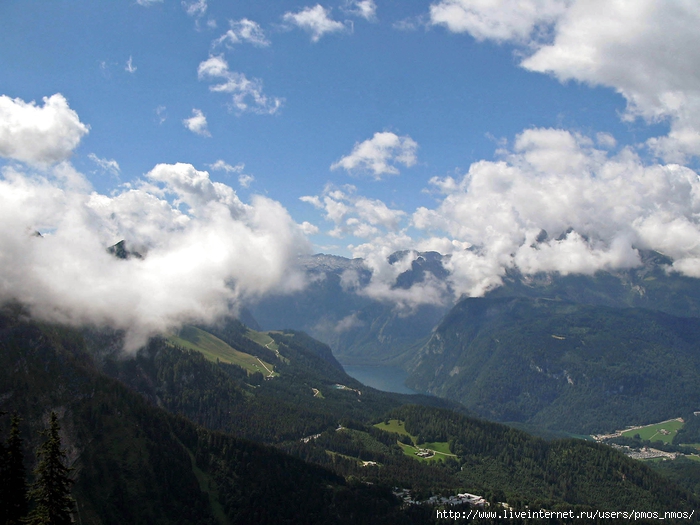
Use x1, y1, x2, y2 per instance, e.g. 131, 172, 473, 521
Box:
411, 127, 700, 297
0, 161, 310, 352
155, 105, 167, 124
214, 19, 270, 48
125, 56, 137, 73
183, 0, 207, 17
182, 108, 211, 137
349, 237, 452, 310
431, 0, 700, 163
208, 160, 244, 173
283, 5, 347, 42
136, 0, 162, 6
331, 132, 418, 179
301, 185, 406, 239
0, 94, 89, 166
344, 0, 377, 21
198, 55, 283, 115
300, 221, 320, 235
88, 153, 120, 177
238, 174, 255, 188
429, 0, 568, 42
522, 1, 700, 162
392, 17, 426, 31
208, 161, 255, 188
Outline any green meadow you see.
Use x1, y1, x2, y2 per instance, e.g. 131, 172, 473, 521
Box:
621, 419, 684, 444
168, 325, 278, 377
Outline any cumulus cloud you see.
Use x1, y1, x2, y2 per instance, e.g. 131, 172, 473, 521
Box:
182, 108, 211, 137
0, 94, 89, 166
309, 128, 700, 309
409, 127, 700, 296
301, 185, 406, 239
300, 221, 320, 235
0, 161, 310, 352
282, 5, 348, 42
344, 0, 377, 21
331, 132, 418, 179
430, 0, 568, 42
300, 185, 453, 309
214, 18, 270, 48
198, 55, 283, 115
522, 1, 700, 162
431, 0, 700, 162
238, 174, 255, 188
208, 160, 244, 174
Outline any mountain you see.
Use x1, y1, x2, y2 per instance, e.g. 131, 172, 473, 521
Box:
0, 305, 438, 524
487, 249, 700, 317
246, 248, 700, 437
406, 296, 700, 434
2, 303, 698, 522
248, 252, 451, 365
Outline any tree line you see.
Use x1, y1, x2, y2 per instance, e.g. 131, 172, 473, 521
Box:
0, 411, 74, 525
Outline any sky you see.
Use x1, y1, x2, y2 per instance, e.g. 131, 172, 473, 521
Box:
2, 0, 700, 348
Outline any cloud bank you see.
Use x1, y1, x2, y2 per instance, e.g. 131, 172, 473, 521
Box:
0, 95, 308, 351
317, 128, 700, 308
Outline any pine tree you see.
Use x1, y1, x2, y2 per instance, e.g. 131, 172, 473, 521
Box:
5, 414, 29, 525
0, 410, 7, 525
26, 412, 74, 525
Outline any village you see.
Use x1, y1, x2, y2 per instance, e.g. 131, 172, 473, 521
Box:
393, 488, 489, 508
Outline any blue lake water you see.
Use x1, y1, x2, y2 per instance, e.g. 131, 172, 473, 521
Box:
342, 364, 418, 395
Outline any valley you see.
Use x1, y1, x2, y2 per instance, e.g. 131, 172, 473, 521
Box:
5, 249, 700, 524
3, 303, 700, 523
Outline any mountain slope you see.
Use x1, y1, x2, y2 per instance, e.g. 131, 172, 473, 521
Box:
407, 297, 700, 434
2, 304, 699, 521
248, 253, 451, 365
0, 305, 435, 525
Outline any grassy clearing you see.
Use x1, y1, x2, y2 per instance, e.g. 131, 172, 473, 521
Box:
168, 326, 278, 377
375, 420, 455, 463
422, 441, 453, 455
374, 419, 411, 437
245, 330, 279, 352
621, 419, 684, 444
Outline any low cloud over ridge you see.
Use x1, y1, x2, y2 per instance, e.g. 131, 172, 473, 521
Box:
0, 95, 308, 351
337, 128, 700, 306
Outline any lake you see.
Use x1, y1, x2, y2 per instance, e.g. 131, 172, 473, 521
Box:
342, 364, 418, 395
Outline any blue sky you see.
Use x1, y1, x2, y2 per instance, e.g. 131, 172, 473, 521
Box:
2, 1, 700, 344
1, 1, 647, 234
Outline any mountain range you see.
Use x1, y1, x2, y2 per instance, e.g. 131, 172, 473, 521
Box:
4, 245, 700, 523
249, 249, 700, 435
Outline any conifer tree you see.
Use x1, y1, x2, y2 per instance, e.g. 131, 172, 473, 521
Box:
26, 412, 74, 525
0, 410, 7, 525
5, 414, 29, 525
